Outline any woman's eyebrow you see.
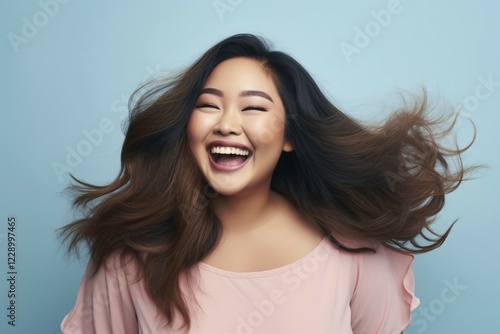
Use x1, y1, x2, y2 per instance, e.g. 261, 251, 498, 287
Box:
199, 88, 274, 103
199, 88, 223, 97
240, 90, 274, 103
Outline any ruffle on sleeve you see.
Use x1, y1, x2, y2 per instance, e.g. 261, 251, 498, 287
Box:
349, 244, 420, 334
386, 247, 421, 316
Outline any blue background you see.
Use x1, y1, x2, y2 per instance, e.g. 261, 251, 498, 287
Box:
1, 0, 499, 333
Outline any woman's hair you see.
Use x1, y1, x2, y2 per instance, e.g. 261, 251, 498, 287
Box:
59, 33, 476, 329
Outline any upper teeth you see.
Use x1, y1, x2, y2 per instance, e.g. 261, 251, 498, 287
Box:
211, 146, 250, 156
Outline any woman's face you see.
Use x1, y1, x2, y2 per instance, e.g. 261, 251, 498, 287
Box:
187, 57, 293, 197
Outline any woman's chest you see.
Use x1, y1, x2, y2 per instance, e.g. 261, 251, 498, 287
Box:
189, 269, 353, 334
133, 243, 355, 333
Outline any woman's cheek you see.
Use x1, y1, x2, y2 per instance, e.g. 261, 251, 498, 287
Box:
251, 116, 286, 146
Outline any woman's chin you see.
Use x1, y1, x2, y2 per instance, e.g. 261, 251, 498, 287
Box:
203, 172, 246, 196
209, 185, 244, 197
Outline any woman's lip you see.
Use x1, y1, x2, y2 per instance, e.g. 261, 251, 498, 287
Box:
206, 140, 252, 153
208, 151, 250, 172
206, 140, 253, 172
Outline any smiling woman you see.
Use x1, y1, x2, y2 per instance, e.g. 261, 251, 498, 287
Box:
58, 34, 475, 334
187, 57, 293, 197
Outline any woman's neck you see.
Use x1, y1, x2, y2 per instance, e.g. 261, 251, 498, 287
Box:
211, 189, 278, 234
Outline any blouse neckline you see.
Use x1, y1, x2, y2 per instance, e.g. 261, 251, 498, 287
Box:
197, 236, 330, 279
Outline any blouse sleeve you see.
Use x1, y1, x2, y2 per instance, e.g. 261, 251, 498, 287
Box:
349, 245, 420, 334
61, 254, 139, 334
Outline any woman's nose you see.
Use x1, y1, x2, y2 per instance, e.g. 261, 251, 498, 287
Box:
213, 108, 242, 136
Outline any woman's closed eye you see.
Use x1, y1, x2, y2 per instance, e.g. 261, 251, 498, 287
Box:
242, 106, 267, 112
196, 103, 220, 110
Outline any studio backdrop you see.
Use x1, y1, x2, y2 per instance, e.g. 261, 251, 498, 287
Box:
1, 1, 499, 333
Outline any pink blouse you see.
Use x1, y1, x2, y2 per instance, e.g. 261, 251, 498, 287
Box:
61, 237, 419, 333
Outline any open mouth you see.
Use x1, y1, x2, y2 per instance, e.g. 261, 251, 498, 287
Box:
209, 146, 252, 167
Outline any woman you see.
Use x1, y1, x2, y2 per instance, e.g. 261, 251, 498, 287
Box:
60, 33, 473, 333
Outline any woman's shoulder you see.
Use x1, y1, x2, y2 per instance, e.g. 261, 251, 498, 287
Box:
332, 236, 420, 332
327, 235, 417, 299
82, 251, 144, 289
61, 251, 145, 333
331, 235, 416, 277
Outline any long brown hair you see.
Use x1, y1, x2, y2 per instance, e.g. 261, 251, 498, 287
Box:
59, 33, 477, 329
